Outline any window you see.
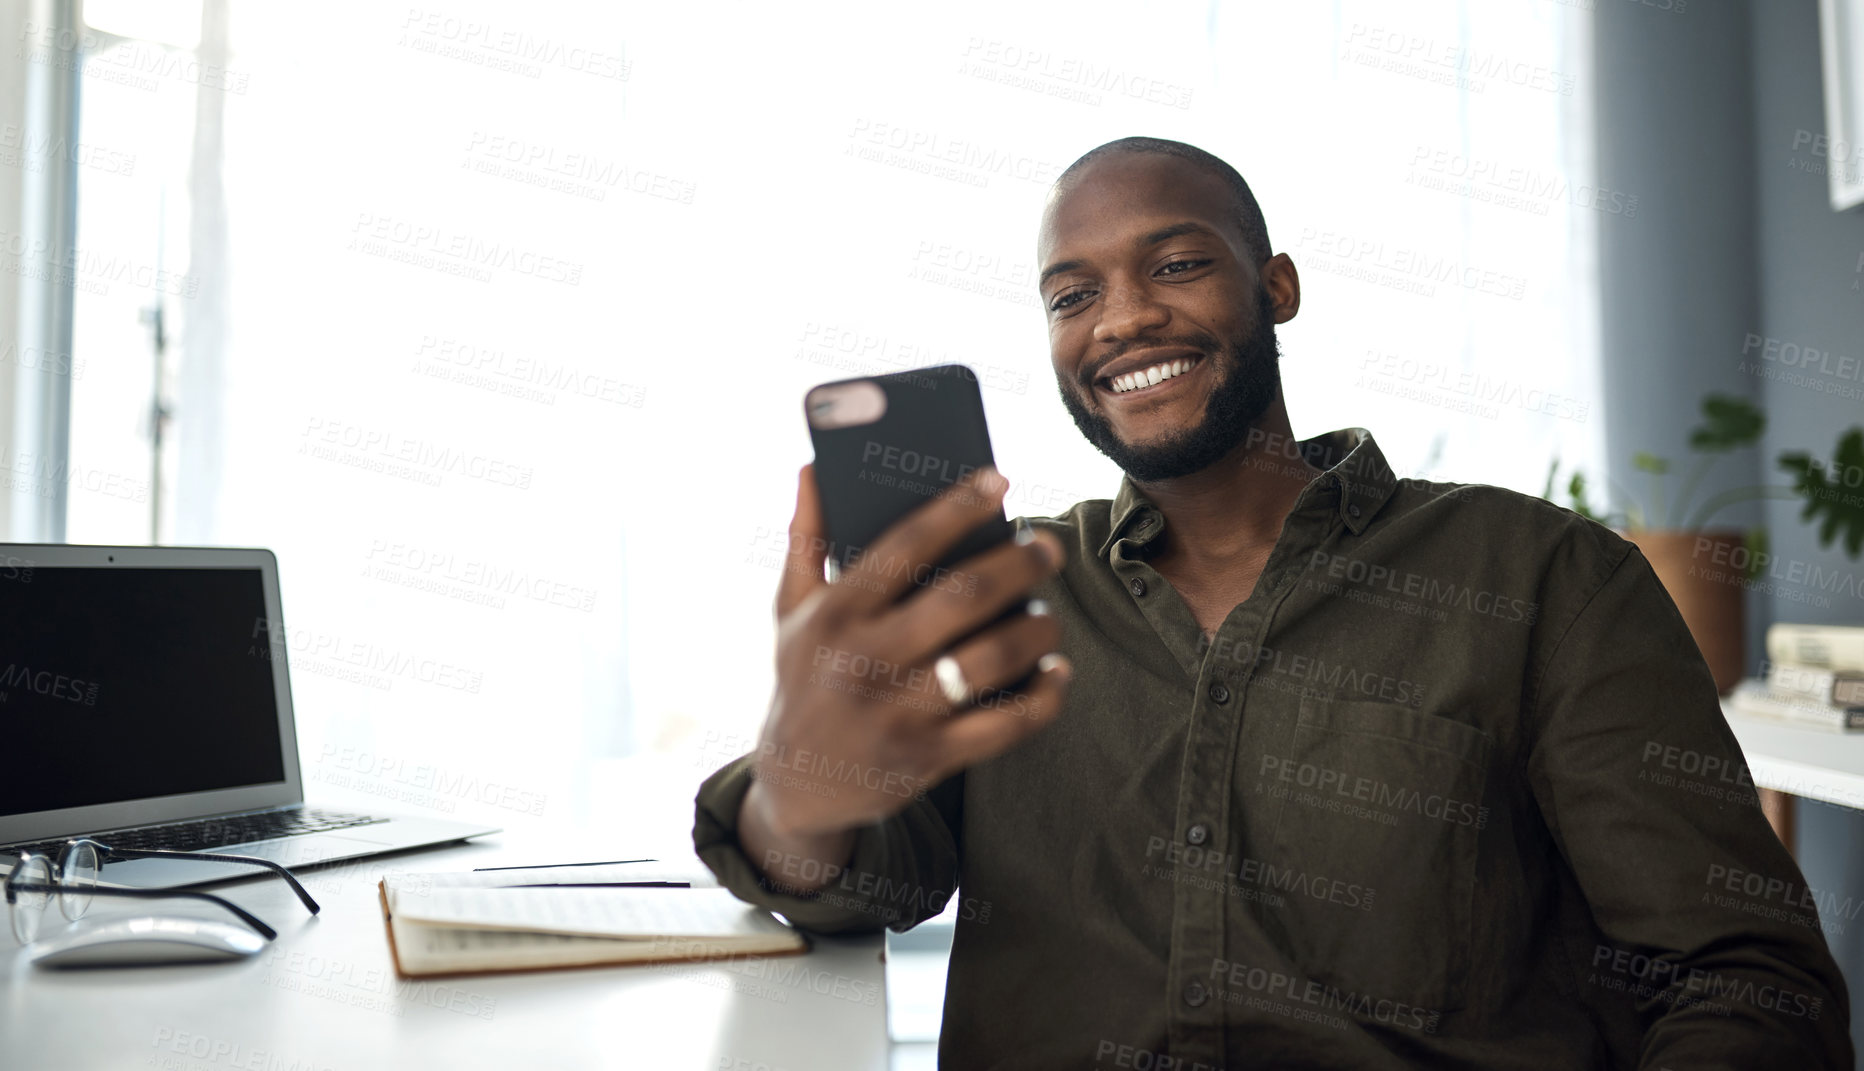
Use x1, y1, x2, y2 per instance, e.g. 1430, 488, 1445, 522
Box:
52, 1, 1603, 837
57, 2, 204, 543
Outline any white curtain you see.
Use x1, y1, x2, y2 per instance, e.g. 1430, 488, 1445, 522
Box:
63, 0, 1603, 830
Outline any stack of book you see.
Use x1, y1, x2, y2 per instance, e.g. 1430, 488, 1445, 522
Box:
1727, 624, 1864, 731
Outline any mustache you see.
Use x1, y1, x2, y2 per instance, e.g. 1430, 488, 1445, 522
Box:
1082, 330, 1225, 389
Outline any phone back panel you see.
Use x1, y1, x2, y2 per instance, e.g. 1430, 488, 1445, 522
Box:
806, 364, 1012, 581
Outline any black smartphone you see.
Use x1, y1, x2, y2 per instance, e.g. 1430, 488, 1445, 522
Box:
804, 363, 1017, 598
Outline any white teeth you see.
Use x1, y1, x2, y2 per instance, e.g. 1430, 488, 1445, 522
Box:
1109, 357, 1197, 393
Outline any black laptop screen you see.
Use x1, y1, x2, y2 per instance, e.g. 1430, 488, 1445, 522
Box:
0, 566, 287, 816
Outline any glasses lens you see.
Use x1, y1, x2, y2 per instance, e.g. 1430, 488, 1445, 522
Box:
58, 842, 98, 920
9, 856, 51, 943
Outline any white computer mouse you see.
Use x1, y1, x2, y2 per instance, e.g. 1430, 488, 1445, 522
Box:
29, 916, 266, 967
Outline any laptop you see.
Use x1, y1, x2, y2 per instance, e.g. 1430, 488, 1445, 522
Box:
0, 543, 498, 888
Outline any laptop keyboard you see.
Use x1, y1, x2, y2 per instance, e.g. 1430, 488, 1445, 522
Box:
1, 807, 389, 859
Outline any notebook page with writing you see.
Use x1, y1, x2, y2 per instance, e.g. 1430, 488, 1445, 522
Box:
381, 907, 804, 977
385, 880, 793, 941
391, 919, 680, 974
378, 882, 806, 978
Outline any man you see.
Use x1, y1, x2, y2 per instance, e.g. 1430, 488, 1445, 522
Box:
694, 137, 1851, 1069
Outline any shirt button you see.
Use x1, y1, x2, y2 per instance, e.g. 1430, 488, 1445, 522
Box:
1349, 504, 1362, 518
1209, 682, 1231, 704
1183, 981, 1209, 1007
1186, 823, 1209, 846
1130, 577, 1147, 597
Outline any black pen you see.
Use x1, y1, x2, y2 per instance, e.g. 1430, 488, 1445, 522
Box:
472, 858, 657, 872
505, 881, 691, 888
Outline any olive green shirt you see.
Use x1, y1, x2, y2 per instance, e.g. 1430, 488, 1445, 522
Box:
693, 428, 1850, 1070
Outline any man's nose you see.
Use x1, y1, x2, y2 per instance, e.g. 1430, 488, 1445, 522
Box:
1092, 282, 1170, 342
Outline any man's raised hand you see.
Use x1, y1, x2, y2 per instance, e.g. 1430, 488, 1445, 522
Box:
745, 463, 1072, 845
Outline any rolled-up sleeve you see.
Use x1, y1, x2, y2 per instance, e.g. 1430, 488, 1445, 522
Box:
692, 754, 964, 935
1526, 544, 1852, 1069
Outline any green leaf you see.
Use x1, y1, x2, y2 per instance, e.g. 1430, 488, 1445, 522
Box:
1565, 472, 1602, 522
1632, 451, 1670, 475
1743, 526, 1769, 581
1689, 394, 1766, 452
1778, 428, 1864, 560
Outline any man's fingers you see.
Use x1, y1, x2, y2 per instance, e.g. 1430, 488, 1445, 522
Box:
920, 604, 1062, 707
777, 464, 830, 618
885, 530, 1065, 666
835, 466, 1009, 614
928, 655, 1071, 778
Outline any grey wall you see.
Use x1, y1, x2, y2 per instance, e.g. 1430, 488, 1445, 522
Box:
1595, 0, 1763, 543
1750, 0, 1864, 1059
1601, 0, 1864, 1061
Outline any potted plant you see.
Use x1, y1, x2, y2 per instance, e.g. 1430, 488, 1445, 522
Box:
1544, 396, 1864, 694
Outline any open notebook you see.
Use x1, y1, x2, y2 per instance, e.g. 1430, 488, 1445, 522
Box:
377, 863, 807, 979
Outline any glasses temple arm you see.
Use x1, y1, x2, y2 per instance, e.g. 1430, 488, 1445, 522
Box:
11, 884, 278, 940
99, 848, 321, 915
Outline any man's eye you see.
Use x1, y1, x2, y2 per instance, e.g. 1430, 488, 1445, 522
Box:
1158, 259, 1210, 276
1050, 289, 1092, 312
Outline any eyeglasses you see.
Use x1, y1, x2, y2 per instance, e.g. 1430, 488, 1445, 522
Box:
2, 838, 321, 943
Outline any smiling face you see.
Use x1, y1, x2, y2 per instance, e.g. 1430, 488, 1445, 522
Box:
1038, 151, 1294, 482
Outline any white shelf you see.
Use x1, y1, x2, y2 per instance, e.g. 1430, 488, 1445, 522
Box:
1722, 702, 1864, 810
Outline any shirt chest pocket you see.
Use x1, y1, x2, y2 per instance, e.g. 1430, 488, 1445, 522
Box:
1256, 694, 1491, 1015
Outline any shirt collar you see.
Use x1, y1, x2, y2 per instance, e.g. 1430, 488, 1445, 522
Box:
1097, 427, 1399, 559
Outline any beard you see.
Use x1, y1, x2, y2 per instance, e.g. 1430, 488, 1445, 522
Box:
1056, 285, 1283, 483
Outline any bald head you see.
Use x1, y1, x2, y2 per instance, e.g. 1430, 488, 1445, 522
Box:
1049, 137, 1273, 267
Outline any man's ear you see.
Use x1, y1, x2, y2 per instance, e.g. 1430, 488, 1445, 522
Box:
1262, 253, 1301, 324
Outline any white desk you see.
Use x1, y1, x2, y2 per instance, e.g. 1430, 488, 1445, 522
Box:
1723, 702, 1864, 811
0, 833, 890, 1071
